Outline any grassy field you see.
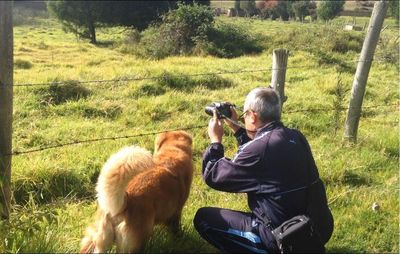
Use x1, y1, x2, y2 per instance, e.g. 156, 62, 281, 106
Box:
1, 14, 398, 253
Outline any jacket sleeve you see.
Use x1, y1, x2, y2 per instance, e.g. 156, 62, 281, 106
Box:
202, 140, 264, 193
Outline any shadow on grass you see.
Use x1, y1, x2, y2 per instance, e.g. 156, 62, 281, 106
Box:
145, 225, 218, 253
130, 71, 234, 98
157, 71, 233, 92
327, 246, 361, 253
323, 169, 372, 188
95, 40, 115, 48
342, 170, 371, 187
314, 50, 356, 73
34, 80, 91, 105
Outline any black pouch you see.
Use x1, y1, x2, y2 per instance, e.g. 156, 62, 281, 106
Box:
271, 215, 325, 254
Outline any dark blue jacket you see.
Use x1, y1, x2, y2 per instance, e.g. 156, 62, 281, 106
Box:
202, 121, 333, 243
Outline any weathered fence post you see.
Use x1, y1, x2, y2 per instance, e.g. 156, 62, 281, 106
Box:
344, 0, 388, 143
0, 1, 13, 220
271, 49, 289, 108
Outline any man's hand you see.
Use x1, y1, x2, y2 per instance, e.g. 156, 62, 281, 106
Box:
208, 110, 224, 143
223, 106, 240, 133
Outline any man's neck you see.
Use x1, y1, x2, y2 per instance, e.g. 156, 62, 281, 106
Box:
255, 120, 270, 130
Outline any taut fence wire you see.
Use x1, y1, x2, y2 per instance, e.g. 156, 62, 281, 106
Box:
11, 58, 392, 88
9, 103, 398, 156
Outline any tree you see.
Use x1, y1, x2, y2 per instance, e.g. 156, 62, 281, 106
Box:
104, 1, 209, 31
317, 0, 345, 21
14, 0, 47, 10
235, 0, 241, 10
263, 0, 294, 21
241, 0, 257, 16
48, 1, 105, 44
49, 1, 201, 44
388, 0, 399, 24
99, 1, 172, 31
291, 1, 310, 21
182, 0, 210, 5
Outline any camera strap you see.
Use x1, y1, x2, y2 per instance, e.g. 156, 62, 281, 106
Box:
223, 116, 245, 129
222, 115, 257, 134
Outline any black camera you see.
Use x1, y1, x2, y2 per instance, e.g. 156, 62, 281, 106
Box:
205, 102, 233, 119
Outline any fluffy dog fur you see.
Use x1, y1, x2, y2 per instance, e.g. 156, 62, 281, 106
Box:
80, 131, 193, 253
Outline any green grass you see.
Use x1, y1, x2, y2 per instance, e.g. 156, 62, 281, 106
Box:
1, 15, 398, 253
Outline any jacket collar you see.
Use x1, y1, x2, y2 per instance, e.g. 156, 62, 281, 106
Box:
255, 121, 283, 137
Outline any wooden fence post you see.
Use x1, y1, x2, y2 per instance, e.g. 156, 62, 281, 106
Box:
0, 1, 13, 220
344, 1, 388, 143
271, 49, 289, 108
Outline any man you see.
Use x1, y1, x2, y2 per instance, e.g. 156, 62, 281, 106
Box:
193, 87, 334, 253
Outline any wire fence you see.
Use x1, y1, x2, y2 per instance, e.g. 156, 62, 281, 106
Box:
4, 53, 398, 156
9, 103, 398, 156
11, 124, 208, 156
9, 58, 394, 88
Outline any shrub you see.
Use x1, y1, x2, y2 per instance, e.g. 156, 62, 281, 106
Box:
203, 22, 264, 58
133, 3, 214, 59
133, 26, 181, 59
126, 3, 264, 59
331, 32, 363, 53
377, 35, 399, 66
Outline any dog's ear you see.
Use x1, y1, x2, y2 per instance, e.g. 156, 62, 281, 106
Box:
177, 132, 192, 145
154, 133, 167, 153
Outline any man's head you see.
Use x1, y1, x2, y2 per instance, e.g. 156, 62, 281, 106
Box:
242, 87, 281, 137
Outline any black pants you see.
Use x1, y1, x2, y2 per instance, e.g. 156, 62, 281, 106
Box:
193, 207, 277, 254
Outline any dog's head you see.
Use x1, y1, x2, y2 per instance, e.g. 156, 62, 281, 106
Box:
154, 131, 192, 154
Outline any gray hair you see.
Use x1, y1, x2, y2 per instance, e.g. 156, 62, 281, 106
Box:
243, 87, 281, 123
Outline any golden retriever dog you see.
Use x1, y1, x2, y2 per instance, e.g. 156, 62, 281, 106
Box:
80, 130, 193, 253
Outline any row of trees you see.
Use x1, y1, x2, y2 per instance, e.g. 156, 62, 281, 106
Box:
237, 0, 398, 22
234, 0, 345, 21
48, 0, 209, 44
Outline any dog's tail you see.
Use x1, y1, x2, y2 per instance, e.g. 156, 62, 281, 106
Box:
80, 213, 114, 253
96, 146, 154, 216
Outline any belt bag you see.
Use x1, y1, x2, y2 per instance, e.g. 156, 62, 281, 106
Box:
271, 215, 324, 254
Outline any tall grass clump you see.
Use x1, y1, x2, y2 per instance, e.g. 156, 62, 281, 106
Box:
329, 74, 347, 134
